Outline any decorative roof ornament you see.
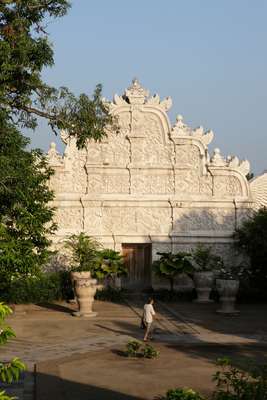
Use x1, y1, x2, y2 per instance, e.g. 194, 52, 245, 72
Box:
171, 115, 191, 136
227, 155, 250, 175
47, 142, 63, 166
124, 78, 149, 104
171, 115, 214, 146
210, 148, 226, 166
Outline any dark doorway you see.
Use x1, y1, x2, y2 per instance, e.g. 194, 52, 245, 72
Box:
121, 243, 152, 291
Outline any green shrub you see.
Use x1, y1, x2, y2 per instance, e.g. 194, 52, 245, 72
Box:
124, 341, 159, 359
142, 344, 159, 359
163, 388, 205, 400
235, 207, 267, 294
212, 357, 267, 400
94, 287, 126, 302
125, 340, 142, 357
154, 289, 194, 302
0, 272, 72, 304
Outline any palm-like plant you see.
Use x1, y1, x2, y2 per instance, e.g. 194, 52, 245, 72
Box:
65, 233, 101, 272
153, 252, 193, 293
94, 249, 127, 285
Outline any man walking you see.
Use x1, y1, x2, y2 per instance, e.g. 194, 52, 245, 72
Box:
143, 298, 156, 341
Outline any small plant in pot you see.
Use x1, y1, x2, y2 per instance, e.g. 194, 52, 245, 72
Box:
65, 233, 101, 317
216, 265, 249, 314
192, 245, 223, 303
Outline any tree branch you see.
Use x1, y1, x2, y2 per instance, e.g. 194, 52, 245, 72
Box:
19, 105, 57, 120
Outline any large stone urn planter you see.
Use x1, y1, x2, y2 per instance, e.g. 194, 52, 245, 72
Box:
72, 272, 98, 317
216, 279, 239, 314
193, 271, 214, 303
69, 271, 91, 303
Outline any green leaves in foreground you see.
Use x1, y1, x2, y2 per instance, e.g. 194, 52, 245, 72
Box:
0, 358, 26, 384
0, 390, 16, 400
163, 388, 204, 400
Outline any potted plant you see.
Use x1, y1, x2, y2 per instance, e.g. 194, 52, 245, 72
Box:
153, 252, 193, 295
216, 265, 249, 314
94, 249, 127, 288
192, 245, 223, 303
65, 233, 101, 317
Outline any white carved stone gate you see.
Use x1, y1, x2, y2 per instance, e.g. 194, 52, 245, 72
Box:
47, 79, 267, 289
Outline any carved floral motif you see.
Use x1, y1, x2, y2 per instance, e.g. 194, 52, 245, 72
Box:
131, 173, 174, 194
214, 176, 242, 197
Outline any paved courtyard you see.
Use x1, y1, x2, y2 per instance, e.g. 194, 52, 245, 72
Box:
2, 299, 267, 399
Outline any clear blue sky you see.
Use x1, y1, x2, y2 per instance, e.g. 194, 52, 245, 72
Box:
28, 0, 267, 175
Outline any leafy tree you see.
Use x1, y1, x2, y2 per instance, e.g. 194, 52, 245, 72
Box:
0, 118, 56, 294
235, 207, 267, 292
0, 0, 115, 148
0, 303, 26, 400
153, 252, 193, 293
0, 1, 116, 300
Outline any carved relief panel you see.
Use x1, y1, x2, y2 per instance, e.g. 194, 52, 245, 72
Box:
86, 169, 129, 194
174, 170, 200, 195
129, 110, 174, 167
131, 169, 174, 194
213, 175, 242, 197
172, 207, 235, 232
175, 144, 201, 170
53, 207, 83, 231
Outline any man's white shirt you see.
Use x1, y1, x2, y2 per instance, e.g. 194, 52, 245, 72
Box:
143, 304, 155, 323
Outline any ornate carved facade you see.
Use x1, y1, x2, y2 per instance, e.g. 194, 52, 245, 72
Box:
47, 79, 267, 287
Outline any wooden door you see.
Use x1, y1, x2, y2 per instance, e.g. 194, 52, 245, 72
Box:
122, 244, 152, 291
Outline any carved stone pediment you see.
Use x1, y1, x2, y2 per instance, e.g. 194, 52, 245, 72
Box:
47, 79, 265, 252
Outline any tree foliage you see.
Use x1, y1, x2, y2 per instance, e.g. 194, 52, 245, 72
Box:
0, 118, 55, 285
235, 207, 267, 291
0, 0, 115, 148
0, 1, 116, 298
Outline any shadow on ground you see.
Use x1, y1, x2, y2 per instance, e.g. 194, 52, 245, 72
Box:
36, 302, 74, 314
36, 372, 144, 400
166, 343, 267, 372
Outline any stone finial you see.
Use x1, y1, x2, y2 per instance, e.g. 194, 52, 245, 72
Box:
210, 148, 225, 166
47, 142, 63, 165
171, 115, 191, 136
124, 78, 149, 104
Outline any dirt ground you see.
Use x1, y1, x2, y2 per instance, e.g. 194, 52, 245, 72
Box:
3, 300, 267, 399
36, 342, 267, 400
